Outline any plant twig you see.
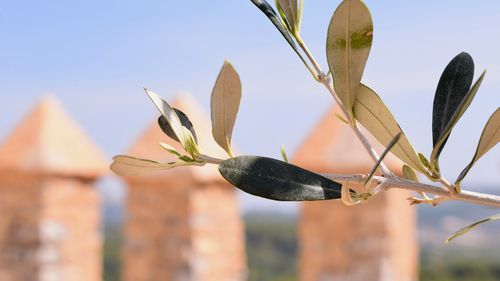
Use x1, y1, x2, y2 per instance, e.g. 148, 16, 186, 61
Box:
295, 36, 393, 177
197, 154, 500, 208
322, 173, 500, 208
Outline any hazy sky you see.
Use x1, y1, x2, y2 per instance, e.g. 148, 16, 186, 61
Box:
0, 1, 498, 210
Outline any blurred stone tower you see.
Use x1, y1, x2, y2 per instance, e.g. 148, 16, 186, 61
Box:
121, 95, 246, 281
294, 106, 418, 281
0, 96, 106, 281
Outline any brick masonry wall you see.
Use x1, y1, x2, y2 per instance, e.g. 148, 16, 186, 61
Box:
122, 176, 246, 281
294, 105, 418, 281
123, 178, 192, 281
189, 183, 246, 281
122, 95, 246, 281
0, 97, 106, 281
0, 174, 42, 281
39, 177, 101, 281
299, 186, 417, 281
0, 174, 102, 281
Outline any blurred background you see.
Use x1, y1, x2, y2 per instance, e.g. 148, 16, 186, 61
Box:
0, 1, 499, 281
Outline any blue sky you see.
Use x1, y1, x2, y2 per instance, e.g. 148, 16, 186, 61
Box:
0, 1, 499, 209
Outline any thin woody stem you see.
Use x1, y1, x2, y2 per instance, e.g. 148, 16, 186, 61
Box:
199, 154, 500, 208
198, 36, 500, 208
295, 36, 323, 78
295, 36, 393, 177
321, 173, 500, 208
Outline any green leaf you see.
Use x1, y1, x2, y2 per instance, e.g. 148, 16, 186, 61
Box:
159, 142, 182, 157
353, 84, 428, 174
430, 53, 486, 170
334, 112, 350, 124
364, 133, 401, 186
446, 214, 500, 243
280, 144, 289, 163
158, 108, 197, 143
211, 61, 242, 157
145, 89, 202, 157
402, 165, 419, 183
275, 0, 303, 34
250, 0, 307, 64
432, 53, 474, 148
182, 127, 201, 157
327, 0, 373, 119
455, 108, 500, 191
110, 155, 197, 177
218, 156, 343, 201
145, 88, 184, 143
418, 153, 432, 170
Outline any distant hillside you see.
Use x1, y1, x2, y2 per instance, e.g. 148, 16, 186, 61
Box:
103, 189, 500, 281
417, 200, 500, 247
243, 208, 500, 281
244, 213, 298, 281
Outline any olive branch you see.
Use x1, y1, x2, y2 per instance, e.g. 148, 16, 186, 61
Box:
111, 0, 500, 242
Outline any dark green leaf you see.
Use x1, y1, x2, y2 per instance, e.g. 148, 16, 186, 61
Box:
250, 0, 308, 65
145, 89, 184, 143
219, 156, 343, 201
432, 52, 474, 157
431, 70, 486, 171
158, 108, 197, 143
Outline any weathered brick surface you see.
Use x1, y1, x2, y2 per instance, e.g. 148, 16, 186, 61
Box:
39, 177, 102, 281
122, 95, 246, 281
0, 97, 105, 281
123, 180, 192, 281
294, 106, 418, 281
0, 174, 42, 281
190, 184, 245, 281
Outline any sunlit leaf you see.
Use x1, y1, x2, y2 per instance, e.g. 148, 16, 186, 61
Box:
211, 61, 242, 157
145, 89, 184, 144
364, 133, 401, 186
218, 156, 343, 201
110, 155, 189, 177
280, 144, 289, 163
250, 0, 308, 65
327, 0, 373, 119
418, 153, 432, 170
182, 127, 201, 158
353, 84, 427, 174
455, 108, 500, 191
446, 214, 500, 243
159, 142, 181, 157
275, 0, 303, 34
296, 0, 304, 31
158, 108, 197, 143
402, 165, 419, 182
334, 112, 350, 124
